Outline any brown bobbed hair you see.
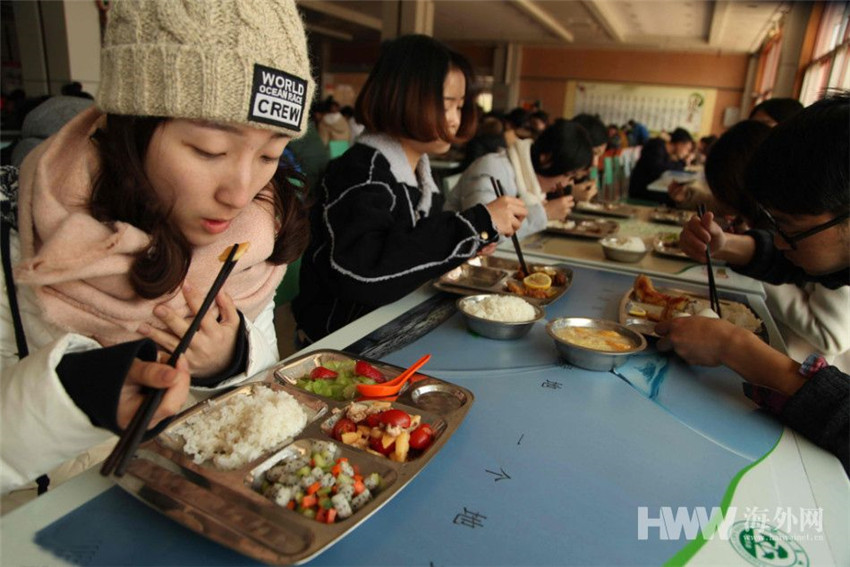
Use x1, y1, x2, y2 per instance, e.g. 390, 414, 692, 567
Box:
355, 34, 477, 144
90, 115, 310, 299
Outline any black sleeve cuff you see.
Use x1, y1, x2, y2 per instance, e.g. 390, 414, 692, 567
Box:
461, 203, 500, 246
781, 366, 850, 473
57, 339, 159, 437
190, 311, 249, 388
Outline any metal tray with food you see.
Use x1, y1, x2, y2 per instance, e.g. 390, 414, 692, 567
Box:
574, 201, 636, 218
649, 207, 694, 226
651, 232, 691, 260
545, 217, 620, 239
618, 274, 766, 340
114, 350, 474, 565
435, 257, 573, 305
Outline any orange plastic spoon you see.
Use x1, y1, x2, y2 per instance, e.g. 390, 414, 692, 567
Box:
356, 354, 432, 397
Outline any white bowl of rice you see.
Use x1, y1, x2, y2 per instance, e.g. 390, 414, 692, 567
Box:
457, 294, 544, 340
600, 236, 648, 263
167, 383, 309, 470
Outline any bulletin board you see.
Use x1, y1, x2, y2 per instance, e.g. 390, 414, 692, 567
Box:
564, 81, 717, 136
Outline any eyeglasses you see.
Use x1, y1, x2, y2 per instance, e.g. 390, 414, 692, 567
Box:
757, 205, 850, 250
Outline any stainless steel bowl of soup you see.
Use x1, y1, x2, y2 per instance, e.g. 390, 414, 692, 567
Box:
546, 317, 647, 371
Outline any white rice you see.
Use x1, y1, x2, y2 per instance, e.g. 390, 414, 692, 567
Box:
604, 236, 646, 252
464, 295, 537, 322
171, 384, 308, 469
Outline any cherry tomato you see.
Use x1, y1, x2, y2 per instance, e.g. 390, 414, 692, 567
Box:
355, 361, 385, 382
310, 366, 338, 380
379, 409, 411, 429
369, 435, 395, 455
365, 412, 383, 428
332, 418, 356, 440
416, 423, 434, 437
409, 424, 433, 450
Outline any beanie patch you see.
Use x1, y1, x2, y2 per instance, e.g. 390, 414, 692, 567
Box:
248, 63, 307, 133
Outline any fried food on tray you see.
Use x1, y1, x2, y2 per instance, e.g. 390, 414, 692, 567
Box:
506, 266, 566, 298
513, 267, 567, 287
633, 274, 690, 321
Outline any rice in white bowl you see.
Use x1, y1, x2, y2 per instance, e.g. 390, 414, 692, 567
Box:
602, 236, 646, 252
464, 295, 537, 322
170, 384, 308, 469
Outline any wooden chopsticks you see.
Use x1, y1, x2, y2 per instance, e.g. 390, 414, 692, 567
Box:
100, 242, 249, 477
697, 205, 722, 317
489, 177, 530, 276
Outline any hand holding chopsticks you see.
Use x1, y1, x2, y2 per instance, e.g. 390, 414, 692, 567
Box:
696, 205, 722, 318
101, 242, 249, 477
489, 177, 530, 276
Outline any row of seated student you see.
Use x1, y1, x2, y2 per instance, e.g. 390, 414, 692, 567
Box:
2, 1, 846, 510
289, 32, 847, 476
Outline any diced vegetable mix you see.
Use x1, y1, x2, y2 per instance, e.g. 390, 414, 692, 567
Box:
294, 359, 386, 401
258, 440, 384, 523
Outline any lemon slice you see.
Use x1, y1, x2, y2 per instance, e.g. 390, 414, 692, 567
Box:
523, 272, 552, 290
628, 306, 647, 317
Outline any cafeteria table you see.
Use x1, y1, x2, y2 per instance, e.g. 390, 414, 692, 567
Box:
521, 204, 765, 296
1, 253, 847, 566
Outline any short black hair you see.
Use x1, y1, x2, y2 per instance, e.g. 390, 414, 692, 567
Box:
704, 120, 771, 222
749, 98, 803, 124
531, 118, 593, 177
530, 110, 549, 122
746, 93, 849, 215
571, 113, 607, 147
670, 127, 694, 144
505, 107, 530, 130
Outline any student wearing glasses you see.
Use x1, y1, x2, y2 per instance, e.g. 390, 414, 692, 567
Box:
695, 120, 850, 369
657, 94, 849, 474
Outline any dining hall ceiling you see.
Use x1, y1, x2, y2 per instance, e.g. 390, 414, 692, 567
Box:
297, 0, 791, 54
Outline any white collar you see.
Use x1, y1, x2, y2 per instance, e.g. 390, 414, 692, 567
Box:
357, 133, 440, 215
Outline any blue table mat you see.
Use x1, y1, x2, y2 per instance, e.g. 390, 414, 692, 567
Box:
36, 264, 782, 566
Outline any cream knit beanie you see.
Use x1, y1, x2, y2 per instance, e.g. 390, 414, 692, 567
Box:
97, 0, 314, 138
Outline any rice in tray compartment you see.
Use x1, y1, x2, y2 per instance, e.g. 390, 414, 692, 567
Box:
171, 385, 308, 469
464, 295, 536, 322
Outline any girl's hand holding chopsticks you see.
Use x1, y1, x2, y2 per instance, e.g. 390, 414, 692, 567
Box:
483, 193, 527, 236
116, 356, 191, 431
102, 243, 248, 477
543, 192, 574, 222
139, 284, 241, 377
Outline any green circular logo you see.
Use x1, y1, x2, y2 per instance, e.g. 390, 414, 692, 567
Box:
729, 520, 809, 567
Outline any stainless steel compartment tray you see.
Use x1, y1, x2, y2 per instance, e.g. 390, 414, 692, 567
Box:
434, 257, 573, 306
115, 350, 474, 565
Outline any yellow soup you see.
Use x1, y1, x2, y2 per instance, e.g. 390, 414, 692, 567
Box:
555, 326, 634, 352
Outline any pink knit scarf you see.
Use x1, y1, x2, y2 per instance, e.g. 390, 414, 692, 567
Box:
15, 107, 284, 346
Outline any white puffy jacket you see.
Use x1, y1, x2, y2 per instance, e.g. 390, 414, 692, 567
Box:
0, 225, 280, 494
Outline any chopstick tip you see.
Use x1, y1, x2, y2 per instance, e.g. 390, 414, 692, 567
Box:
218, 242, 250, 263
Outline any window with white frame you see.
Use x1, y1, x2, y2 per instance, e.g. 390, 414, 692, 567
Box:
799, 2, 850, 106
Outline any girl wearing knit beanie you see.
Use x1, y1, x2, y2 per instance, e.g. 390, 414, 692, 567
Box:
293, 34, 528, 343
0, 0, 314, 495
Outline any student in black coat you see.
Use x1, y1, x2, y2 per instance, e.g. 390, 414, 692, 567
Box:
293, 35, 527, 342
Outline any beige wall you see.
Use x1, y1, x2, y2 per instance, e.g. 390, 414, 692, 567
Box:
63, 0, 101, 97
519, 47, 751, 135
10, 0, 101, 97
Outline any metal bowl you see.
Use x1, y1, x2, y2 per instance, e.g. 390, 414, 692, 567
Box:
546, 317, 647, 371
457, 294, 545, 340
599, 236, 648, 263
